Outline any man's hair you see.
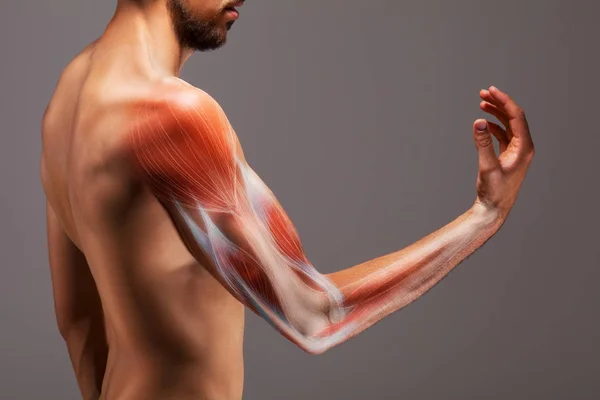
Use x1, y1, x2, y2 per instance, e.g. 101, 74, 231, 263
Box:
167, 0, 230, 52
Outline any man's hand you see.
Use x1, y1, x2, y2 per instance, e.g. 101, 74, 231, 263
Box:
473, 85, 535, 220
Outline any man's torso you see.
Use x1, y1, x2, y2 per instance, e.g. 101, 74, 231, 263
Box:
41, 45, 245, 400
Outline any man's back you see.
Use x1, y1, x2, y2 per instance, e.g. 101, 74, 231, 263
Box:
41, 43, 245, 400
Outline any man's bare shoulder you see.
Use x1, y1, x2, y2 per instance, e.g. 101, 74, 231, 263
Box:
125, 78, 245, 207
42, 43, 98, 134
128, 77, 235, 154
134, 78, 227, 124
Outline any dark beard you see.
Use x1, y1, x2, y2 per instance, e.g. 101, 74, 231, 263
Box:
167, 0, 230, 52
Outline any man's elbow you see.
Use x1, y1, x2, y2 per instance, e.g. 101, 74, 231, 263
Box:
55, 315, 99, 344
279, 314, 339, 356
56, 319, 71, 341
294, 333, 338, 355
271, 292, 347, 355
299, 342, 330, 355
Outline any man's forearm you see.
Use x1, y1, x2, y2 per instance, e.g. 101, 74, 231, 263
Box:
314, 201, 504, 347
174, 195, 505, 354
62, 321, 107, 400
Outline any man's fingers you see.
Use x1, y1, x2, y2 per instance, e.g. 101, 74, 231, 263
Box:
488, 121, 509, 152
473, 119, 500, 172
488, 86, 522, 118
489, 86, 533, 146
480, 89, 506, 113
480, 101, 510, 130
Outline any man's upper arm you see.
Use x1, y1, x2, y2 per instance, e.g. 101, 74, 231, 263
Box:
127, 89, 343, 346
45, 201, 107, 397
46, 201, 104, 336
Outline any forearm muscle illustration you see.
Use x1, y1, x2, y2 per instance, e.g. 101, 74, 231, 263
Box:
129, 89, 504, 354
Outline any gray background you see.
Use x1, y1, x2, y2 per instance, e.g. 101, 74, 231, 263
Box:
1, 0, 598, 399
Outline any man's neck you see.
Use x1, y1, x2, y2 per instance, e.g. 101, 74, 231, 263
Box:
96, 0, 194, 78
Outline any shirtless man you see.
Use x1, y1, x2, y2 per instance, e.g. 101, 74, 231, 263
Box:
40, 0, 535, 399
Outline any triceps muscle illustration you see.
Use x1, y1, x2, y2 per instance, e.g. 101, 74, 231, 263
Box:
128, 88, 507, 354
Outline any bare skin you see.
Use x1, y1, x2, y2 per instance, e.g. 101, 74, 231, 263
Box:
41, 1, 534, 399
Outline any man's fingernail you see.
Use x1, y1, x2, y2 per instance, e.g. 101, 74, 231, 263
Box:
475, 120, 488, 132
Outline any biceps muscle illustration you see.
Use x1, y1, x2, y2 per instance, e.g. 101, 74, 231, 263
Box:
129, 98, 353, 351
127, 94, 494, 354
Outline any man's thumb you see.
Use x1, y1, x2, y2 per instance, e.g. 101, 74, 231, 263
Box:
473, 119, 499, 172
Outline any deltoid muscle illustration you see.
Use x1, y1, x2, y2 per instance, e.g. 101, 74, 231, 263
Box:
129, 88, 509, 354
